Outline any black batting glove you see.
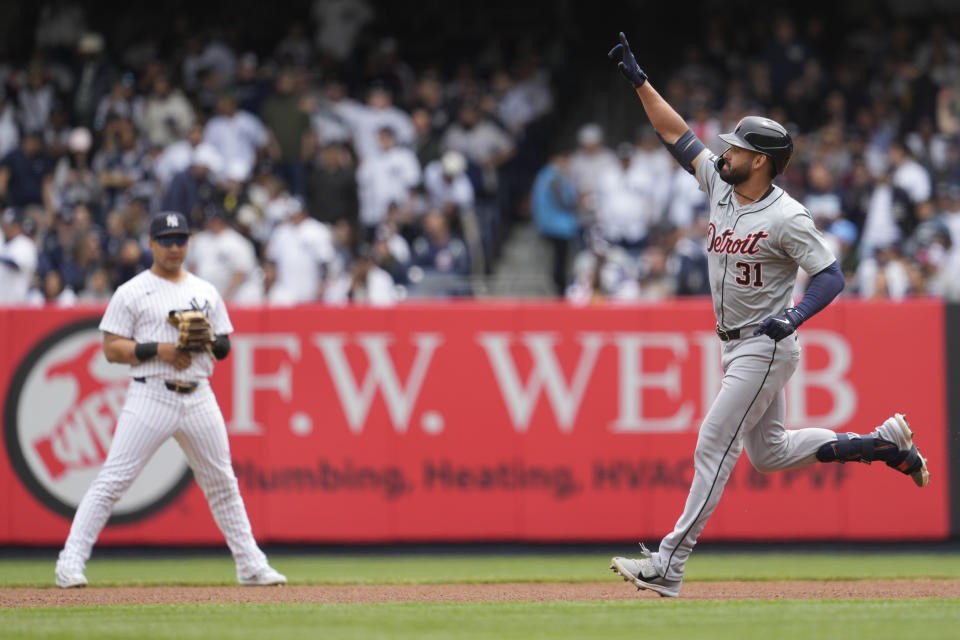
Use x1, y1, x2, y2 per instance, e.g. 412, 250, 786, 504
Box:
607, 32, 648, 88
753, 307, 806, 342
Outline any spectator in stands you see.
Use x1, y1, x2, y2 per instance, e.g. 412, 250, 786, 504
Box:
0, 131, 53, 209
264, 195, 336, 303
185, 209, 262, 304
409, 209, 471, 297
804, 162, 844, 227
854, 244, 912, 301
569, 123, 618, 217
310, 76, 355, 147
441, 99, 515, 194
140, 73, 195, 149
154, 122, 205, 187
565, 239, 640, 305
858, 169, 917, 260
662, 220, 711, 297
890, 139, 934, 206
28, 268, 77, 306
0, 8, 956, 305
93, 73, 141, 134
531, 152, 580, 295
92, 117, 147, 213
77, 266, 113, 303
261, 68, 312, 195
0, 208, 38, 305
306, 142, 358, 226
203, 91, 268, 183
17, 62, 56, 135
412, 106, 443, 167
323, 243, 397, 306
340, 85, 416, 161
593, 142, 659, 257
371, 208, 411, 284
0, 94, 20, 160
356, 126, 420, 238
160, 143, 222, 227
51, 127, 101, 220
232, 52, 272, 115
631, 126, 673, 219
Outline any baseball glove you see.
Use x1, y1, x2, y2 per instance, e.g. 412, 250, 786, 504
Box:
167, 309, 214, 354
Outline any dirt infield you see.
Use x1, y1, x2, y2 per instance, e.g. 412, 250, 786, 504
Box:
3, 580, 960, 607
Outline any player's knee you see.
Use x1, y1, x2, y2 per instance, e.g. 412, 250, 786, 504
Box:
748, 458, 779, 474
91, 474, 133, 501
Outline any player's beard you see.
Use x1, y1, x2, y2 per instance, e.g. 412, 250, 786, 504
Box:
718, 159, 751, 185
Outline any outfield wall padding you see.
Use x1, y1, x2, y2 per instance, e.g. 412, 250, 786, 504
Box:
0, 300, 949, 545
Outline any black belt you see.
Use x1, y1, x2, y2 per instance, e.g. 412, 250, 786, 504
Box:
716, 324, 760, 342
133, 377, 199, 394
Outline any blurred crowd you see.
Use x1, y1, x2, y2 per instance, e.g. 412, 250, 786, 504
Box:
0, 1, 554, 306
1, 5, 960, 308
533, 14, 960, 304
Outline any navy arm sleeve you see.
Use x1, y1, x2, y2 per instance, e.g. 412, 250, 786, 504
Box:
793, 261, 844, 323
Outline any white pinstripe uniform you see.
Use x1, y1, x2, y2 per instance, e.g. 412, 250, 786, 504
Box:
56, 269, 271, 580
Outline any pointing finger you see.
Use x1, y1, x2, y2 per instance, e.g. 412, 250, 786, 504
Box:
619, 32, 630, 50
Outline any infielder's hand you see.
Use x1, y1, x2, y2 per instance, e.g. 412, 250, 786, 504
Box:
158, 343, 192, 370
753, 308, 806, 342
608, 32, 648, 88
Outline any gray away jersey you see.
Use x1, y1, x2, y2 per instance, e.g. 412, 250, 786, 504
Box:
695, 153, 835, 331
99, 270, 233, 381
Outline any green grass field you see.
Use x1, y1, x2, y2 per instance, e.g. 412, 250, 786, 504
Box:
3, 551, 960, 639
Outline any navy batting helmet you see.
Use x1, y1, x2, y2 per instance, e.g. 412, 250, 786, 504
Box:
718, 116, 793, 175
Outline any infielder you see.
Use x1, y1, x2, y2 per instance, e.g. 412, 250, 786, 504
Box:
607, 33, 930, 598
55, 211, 286, 588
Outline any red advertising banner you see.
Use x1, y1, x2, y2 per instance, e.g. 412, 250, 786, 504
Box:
0, 300, 948, 545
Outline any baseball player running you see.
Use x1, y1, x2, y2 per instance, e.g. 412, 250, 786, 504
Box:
606, 33, 930, 598
55, 211, 286, 588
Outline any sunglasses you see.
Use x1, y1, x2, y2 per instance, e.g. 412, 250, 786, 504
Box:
156, 236, 188, 248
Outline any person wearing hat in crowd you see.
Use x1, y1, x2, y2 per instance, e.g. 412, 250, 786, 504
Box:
51, 127, 102, 220
424, 150, 474, 216
0, 207, 38, 305
264, 194, 336, 303
422, 150, 485, 274
55, 210, 286, 588
569, 122, 618, 217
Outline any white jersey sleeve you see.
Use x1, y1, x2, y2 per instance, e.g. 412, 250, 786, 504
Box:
207, 285, 234, 335
694, 151, 722, 199
777, 209, 836, 276
99, 284, 136, 338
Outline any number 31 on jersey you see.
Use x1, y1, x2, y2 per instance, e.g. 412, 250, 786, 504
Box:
735, 261, 764, 287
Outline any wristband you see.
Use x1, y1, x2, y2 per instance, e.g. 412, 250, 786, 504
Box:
134, 342, 159, 361
211, 334, 231, 360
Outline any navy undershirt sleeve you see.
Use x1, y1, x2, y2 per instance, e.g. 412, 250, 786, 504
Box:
794, 261, 844, 323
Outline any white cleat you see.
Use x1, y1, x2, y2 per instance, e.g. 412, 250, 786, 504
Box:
55, 569, 88, 589
610, 544, 681, 598
239, 566, 287, 586
876, 413, 930, 488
